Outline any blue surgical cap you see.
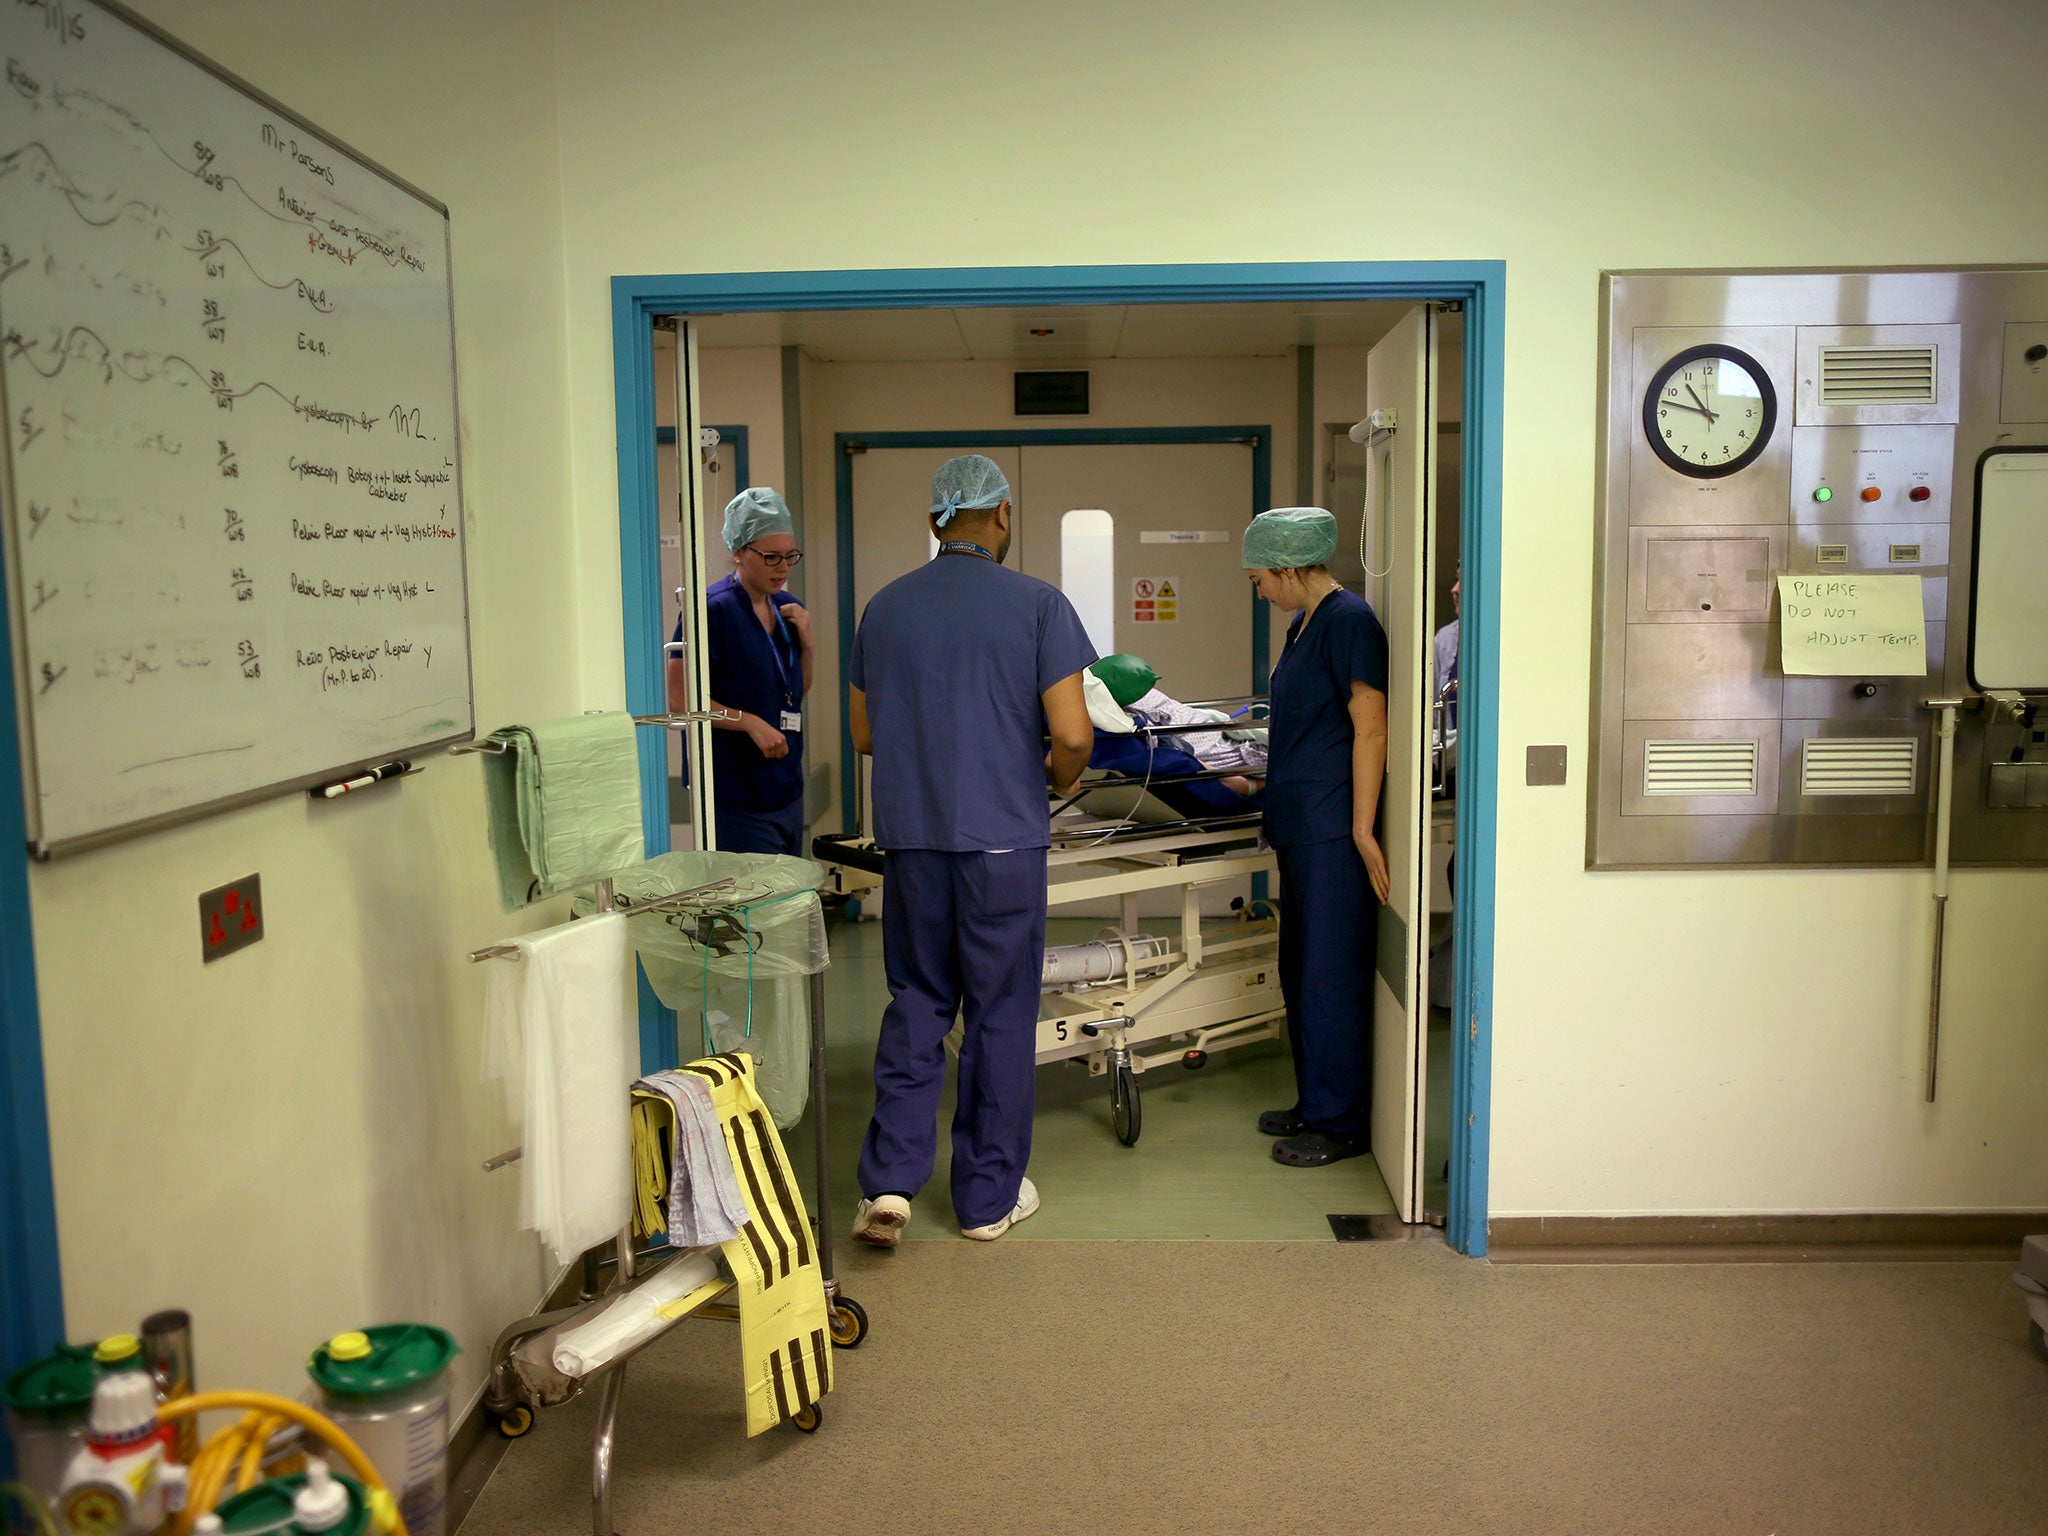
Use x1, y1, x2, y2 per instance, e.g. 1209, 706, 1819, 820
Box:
929, 454, 1012, 528
1242, 507, 1338, 569
722, 487, 794, 552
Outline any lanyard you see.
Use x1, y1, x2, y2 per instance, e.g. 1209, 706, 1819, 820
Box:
937, 540, 997, 562
764, 602, 798, 711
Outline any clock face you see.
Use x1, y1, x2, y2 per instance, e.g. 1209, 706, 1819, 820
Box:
1642, 344, 1777, 478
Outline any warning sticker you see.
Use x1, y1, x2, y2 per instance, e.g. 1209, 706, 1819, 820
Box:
1132, 576, 1178, 623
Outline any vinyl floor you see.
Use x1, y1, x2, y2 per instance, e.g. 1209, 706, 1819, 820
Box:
783, 912, 1429, 1241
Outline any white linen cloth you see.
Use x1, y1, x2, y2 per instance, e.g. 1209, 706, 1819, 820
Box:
484, 913, 637, 1264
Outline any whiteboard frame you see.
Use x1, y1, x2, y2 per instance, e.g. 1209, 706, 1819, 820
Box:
0, 0, 475, 858
1967, 445, 2048, 697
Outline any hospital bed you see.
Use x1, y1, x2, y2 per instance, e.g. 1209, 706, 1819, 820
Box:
812, 697, 1282, 1146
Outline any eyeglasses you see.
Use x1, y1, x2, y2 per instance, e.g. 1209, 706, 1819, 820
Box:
744, 547, 804, 567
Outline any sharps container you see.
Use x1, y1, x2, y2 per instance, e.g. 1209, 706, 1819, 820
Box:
307, 1325, 456, 1536
2, 1343, 99, 1507
216, 1460, 369, 1536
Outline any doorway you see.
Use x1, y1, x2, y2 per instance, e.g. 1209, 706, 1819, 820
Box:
611, 263, 1502, 1255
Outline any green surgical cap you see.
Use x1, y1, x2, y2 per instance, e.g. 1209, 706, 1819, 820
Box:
930, 455, 1012, 528
1242, 507, 1338, 569
722, 487, 794, 552
1090, 654, 1159, 709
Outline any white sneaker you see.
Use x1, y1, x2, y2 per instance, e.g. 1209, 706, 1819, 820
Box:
851, 1194, 911, 1247
961, 1177, 1040, 1241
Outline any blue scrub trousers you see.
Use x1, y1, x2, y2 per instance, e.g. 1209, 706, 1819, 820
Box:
857, 848, 1048, 1228
715, 796, 804, 857
1276, 837, 1376, 1143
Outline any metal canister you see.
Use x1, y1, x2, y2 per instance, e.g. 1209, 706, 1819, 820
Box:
306, 1325, 457, 1536
140, 1309, 199, 1465
215, 1468, 370, 1536
2, 1343, 100, 1508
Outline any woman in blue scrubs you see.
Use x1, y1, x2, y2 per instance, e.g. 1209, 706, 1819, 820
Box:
1243, 507, 1391, 1167
666, 487, 814, 855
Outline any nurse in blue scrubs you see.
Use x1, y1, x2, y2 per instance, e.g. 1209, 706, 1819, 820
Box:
666, 487, 814, 855
1242, 507, 1392, 1168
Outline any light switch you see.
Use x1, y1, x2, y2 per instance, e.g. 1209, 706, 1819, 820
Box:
1526, 745, 1568, 786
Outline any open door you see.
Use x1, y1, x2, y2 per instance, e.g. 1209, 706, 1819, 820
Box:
664, 319, 718, 848
1362, 306, 1438, 1222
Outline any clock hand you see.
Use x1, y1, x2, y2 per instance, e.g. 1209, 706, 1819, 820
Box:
1685, 383, 1719, 423
1662, 398, 1712, 419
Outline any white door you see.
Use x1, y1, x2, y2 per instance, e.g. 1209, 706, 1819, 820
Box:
662, 321, 718, 848
1363, 306, 1437, 1222
1016, 442, 1258, 701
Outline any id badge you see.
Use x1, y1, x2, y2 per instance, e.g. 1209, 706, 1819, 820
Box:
780, 710, 803, 733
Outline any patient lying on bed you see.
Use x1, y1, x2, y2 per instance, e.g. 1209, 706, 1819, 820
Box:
1081, 655, 1266, 816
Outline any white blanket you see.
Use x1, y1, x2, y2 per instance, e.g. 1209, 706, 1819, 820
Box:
484, 914, 637, 1264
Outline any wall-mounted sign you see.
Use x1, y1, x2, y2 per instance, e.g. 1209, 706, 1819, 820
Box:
1132, 577, 1179, 623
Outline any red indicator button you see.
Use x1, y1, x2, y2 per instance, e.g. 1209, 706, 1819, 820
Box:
1909, 485, 1932, 503
1859, 486, 1883, 502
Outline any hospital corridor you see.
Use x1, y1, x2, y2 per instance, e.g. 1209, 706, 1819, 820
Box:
3, 4, 2048, 1536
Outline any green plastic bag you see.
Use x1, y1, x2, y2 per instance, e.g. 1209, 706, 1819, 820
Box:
1090, 653, 1158, 708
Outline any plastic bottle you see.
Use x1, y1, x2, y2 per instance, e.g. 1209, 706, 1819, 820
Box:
56, 1369, 186, 1536
306, 1325, 456, 1536
1, 1342, 100, 1510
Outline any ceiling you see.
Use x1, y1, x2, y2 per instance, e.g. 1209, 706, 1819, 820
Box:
681, 301, 1415, 362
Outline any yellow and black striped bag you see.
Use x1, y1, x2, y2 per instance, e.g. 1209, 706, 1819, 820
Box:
673, 1052, 834, 1435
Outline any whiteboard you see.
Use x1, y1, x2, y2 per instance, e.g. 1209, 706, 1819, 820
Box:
1969, 448, 2048, 694
0, 0, 472, 856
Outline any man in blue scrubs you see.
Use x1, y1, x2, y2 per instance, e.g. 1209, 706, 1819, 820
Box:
665, 488, 814, 854
847, 455, 1096, 1243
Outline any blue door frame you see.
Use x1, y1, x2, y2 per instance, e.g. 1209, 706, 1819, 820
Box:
610, 262, 1504, 1256
831, 425, 1273, 835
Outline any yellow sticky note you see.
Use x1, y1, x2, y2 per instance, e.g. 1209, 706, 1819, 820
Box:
1776, 573, 1927, 676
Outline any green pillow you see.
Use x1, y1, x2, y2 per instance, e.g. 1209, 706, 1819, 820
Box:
1090, 653, 1158, 709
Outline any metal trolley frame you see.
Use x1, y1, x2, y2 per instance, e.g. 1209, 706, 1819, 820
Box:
467, 865, 863, 1536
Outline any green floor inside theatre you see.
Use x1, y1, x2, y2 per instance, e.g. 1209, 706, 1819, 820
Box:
780, 912, 1454, 1241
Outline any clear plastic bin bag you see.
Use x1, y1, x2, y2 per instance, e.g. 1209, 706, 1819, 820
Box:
574, 851, 828, 1128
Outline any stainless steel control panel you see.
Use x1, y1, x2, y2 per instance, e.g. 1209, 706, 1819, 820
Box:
1591, 269, 2048, 869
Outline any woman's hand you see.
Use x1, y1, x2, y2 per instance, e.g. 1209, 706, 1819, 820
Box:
782, 600, 812, 650
1354, 826, 1391, 902
744, 714, 790, 760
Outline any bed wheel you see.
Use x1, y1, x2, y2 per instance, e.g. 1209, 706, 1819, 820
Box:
829, 1296, 869, 1349
791, 1403, 822, 1433
494, 1404, 534, 1439
1111, 1057, 1141, 1146
1182, 1049, 1208, 1070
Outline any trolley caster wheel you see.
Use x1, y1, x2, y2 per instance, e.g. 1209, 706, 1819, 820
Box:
2031, 1319, 2048, 1364
790, 1403, 823, 1433
493, 1405, 535, 1439
1110, 1059, 1141, 1147
828, 1296, 869, 1349
1182, 1049, 1208, 1070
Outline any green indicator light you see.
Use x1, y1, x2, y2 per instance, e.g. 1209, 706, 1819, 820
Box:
1813, 486, 1833, 503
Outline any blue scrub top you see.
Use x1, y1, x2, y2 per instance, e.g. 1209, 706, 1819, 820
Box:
673, 573, 805, 812
850, 552, 1096, 852
1263, 588, 1390, 848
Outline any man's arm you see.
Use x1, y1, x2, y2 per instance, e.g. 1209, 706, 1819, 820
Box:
849, 686, 873, 757
1042, 671, 1093, 797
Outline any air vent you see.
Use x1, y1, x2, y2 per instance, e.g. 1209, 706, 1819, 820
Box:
1801, 737, 1918, 797
1643, 739, 1759, 797
1819, 345, 1937, 405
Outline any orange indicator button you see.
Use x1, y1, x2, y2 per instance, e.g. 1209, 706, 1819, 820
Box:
1859, 486, 1883, 502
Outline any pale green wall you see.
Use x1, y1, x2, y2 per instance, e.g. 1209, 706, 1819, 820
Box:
32, 0, 585, 1405
549, 0, 2048, 1216
21, 0, 2048, 1413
